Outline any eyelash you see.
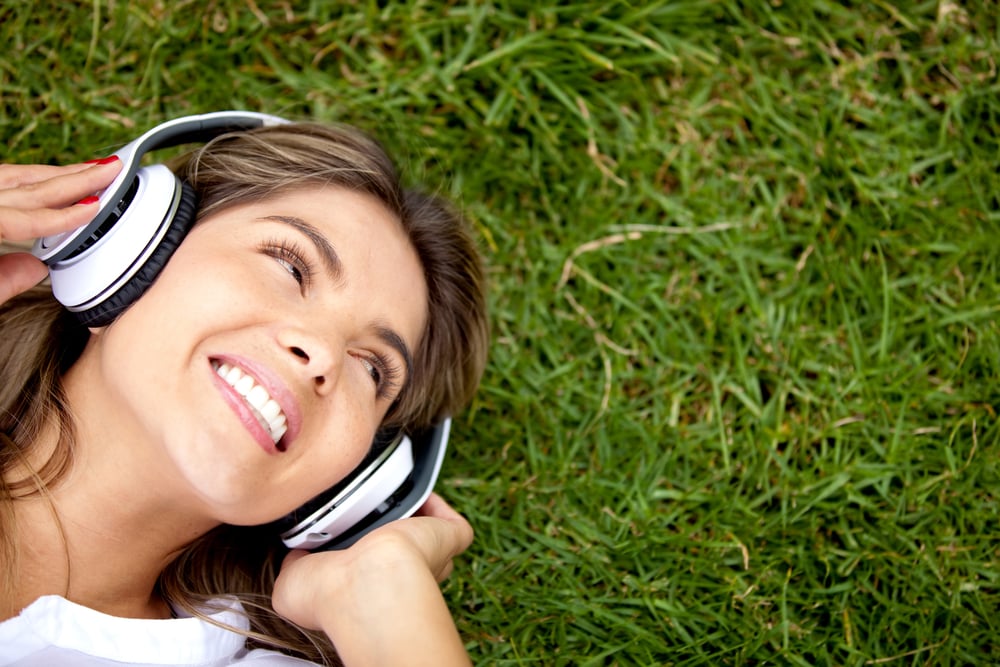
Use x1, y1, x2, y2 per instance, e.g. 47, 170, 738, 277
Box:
360, 354, 403, 400
259, 239, 314, 289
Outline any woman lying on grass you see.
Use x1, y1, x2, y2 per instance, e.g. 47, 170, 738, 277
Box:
0, 118, 488, 666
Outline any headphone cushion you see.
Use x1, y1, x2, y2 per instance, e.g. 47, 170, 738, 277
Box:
75, 180, 198, 327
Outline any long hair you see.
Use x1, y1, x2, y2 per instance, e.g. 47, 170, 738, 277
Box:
0, 122, 489, 663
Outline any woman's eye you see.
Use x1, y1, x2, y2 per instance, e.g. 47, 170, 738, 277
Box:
275, 257, 304, 284
259, 240, 312, 288
359, 356, 382, 386
355, 354, 402, 400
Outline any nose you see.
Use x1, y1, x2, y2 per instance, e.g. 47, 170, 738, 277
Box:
277, 327, 339, 394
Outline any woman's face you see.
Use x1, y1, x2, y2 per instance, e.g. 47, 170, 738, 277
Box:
79, 186, 428, 525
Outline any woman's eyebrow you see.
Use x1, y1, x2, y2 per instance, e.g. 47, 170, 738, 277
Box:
257, 214, 343, 283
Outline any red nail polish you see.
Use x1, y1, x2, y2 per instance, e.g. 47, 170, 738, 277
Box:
84, 156, 120, 165
76, 195, 100, 205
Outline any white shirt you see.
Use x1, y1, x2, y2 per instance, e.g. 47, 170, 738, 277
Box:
0, 595, 317, 666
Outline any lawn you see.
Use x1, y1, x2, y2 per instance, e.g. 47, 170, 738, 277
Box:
2, 1, 998, 664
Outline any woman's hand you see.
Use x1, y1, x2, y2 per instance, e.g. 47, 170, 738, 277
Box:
273, 493, 475, 667
0, 159, 122, 303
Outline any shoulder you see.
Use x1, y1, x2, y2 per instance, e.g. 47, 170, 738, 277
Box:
0, 595, 315, 666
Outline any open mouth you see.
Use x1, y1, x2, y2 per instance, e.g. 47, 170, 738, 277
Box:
211, 359, 288, 449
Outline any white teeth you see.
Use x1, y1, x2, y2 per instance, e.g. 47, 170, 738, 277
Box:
213, 361, 288, 446
225, 365, 242, 385
260, 399, 282, 421
246, 385, 269, 410
234, 375, 255, 396
272, 421, 287, 442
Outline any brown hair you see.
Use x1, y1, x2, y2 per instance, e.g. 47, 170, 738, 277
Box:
0, 121, 489, 663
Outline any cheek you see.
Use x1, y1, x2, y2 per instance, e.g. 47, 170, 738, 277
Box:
284, 418, 377, 498
134, 243, 264, 328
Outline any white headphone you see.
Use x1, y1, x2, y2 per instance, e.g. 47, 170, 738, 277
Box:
277, 420, 450, 550
33, 111, 289, 326
32, 112, 450, 550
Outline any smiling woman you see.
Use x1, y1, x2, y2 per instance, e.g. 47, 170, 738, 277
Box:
0, 119, 489, 666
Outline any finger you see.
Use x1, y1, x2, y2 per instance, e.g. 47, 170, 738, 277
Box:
392, 513, 474, 567
436, 495, 474, 551
414, 494, 474, 552
0, 158, 122, 210
0, 252, 49, 303
0, 199, 101, 243
0, 162, 100, 189
437, 559, 455, 582
356, 518, 463, 584
415, 492, 462, 520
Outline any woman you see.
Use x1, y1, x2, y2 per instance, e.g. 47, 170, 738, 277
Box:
0, 120, 489, 665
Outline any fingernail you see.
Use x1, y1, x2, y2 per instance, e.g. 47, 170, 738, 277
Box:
76, 195, 100, 205
84, 156, 120, 165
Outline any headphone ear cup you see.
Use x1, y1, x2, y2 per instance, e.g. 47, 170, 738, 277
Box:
75, 180, 198, 327
271, 428, 403, 536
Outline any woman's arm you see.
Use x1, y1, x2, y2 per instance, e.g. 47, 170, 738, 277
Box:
0, 160, 122, 303
273, 493, 474, 667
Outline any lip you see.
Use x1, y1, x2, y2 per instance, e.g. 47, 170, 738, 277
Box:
208, 354, 302, 454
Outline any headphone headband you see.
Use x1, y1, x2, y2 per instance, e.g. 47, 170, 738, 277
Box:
33, 111, 290, 264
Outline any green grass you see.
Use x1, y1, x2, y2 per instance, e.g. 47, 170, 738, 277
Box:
2, 1, 998, 664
